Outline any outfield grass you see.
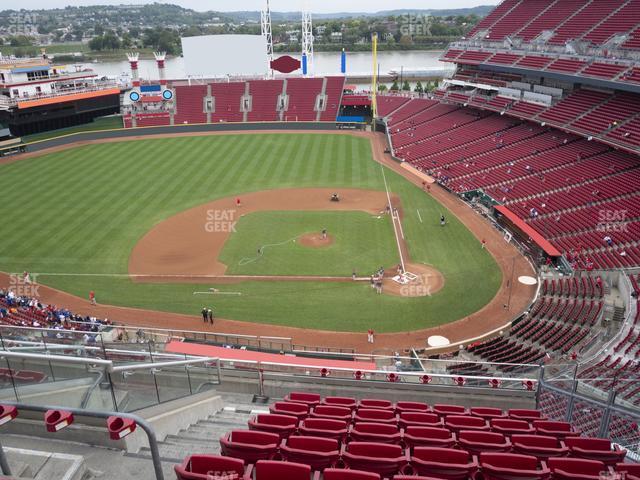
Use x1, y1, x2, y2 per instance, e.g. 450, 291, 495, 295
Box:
23, 116, 123, 143
0, 133, 502, 332
220, 211, 398, 276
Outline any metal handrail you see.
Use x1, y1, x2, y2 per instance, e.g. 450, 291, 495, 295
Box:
110, 357, 216, 373
0, 349, 217, 374
0, 401, 165, 480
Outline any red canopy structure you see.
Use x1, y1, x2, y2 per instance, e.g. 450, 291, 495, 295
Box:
494, 205, 561, 257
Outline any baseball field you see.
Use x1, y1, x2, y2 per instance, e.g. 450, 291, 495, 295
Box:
0, 132, 502, 333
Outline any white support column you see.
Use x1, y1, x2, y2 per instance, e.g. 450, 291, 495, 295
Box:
261, 0, 274, 77
302, 8, 314, 76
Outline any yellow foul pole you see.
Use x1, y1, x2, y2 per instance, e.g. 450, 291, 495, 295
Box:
371, 32, 378, 121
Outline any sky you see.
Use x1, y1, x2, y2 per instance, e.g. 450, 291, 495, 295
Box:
13, 0, 500, 13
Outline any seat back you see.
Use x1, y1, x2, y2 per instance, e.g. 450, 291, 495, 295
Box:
323, 468, 381, 480
254, 413, 298, 427
508, 409, 544, 420
405, 426, 452, 440
511, 434, 561, 449
255, 460, 311, 480
616, 463, 640, 480
353, 422, 399, 435
286, 391, 321, 405
480, 452, 539, 471
412, 446, 470, 464
323, 396, 357, 409
301, 417, 347, 431
271, 401, 308, 415
285, 435, 339, 453
533, 420, 574, 435
459, 430, 508, 446
229, 430, 280, 446
432, 404, 467, 416
356, 408, 396, 422
491, 418, 534, 432
470, 407, 504, 419
396, 401, 429, 413
565, 437, 611, 450
360, 398, 394, 410
347, 441, 403, 458
445, 415, 487, 429
176, 455, 245, 479
548, 457, 606, 479
399, 411, 440, 426
312, 405, 352, 418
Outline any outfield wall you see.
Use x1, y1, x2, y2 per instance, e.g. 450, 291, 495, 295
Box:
23, 122, 347, 154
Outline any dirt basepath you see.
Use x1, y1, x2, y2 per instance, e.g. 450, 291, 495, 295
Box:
1, 129, 537, 352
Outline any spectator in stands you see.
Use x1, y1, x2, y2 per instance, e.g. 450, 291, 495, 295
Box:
604, 235, 614, 247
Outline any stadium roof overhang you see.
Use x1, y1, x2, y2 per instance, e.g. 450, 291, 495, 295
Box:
494, 205, 562, 257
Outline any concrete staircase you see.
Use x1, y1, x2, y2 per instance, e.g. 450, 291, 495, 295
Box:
134, 405, 266, 464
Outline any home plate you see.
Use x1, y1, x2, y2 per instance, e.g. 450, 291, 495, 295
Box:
518, 276, 537, 286
392, 272, 418, 285
427, 335, 450, 347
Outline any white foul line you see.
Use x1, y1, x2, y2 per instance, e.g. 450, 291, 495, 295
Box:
380, 164, 406, 272
416, 209, 423, 223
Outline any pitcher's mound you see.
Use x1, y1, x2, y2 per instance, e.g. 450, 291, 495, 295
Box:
299, 232, 334, 248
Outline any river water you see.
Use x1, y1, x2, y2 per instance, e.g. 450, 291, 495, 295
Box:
89, 50, 453, 83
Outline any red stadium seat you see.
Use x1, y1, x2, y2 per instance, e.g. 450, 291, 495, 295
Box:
410, 446, 478, 479
322, 396, 357, 411
533, 420, 581, 438
508, 409, 546, 422
342, 442, 408, 478
432, 404, 467, 417
175, 455, 249, 480
254, 460, 311, 480
248, 413, 298, 439
269, 401, 309, 421
323, 468, 380, 480
219, 430, 279, 464
310, 405, 353, 422
511, 434, 569, 460
444, 415, 489, 433
547, 457, 606, 480
616, 463, 640, 480
395, 401, 429, 414
469, 407, 505, 420
359, 399, 394, 410
398, 412, 441, 429
403, 426, 456, 449
564, 437, 627, 466
458, 430, 512, 454
279, 435, 340, 471
284, 391, 321, 408
298, 418, 349, 443
349, 422, 403, 444
490, 418, 536, 436
479, 452, 551, 480
394, 477, 444, 480
354, 408, 397, 425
